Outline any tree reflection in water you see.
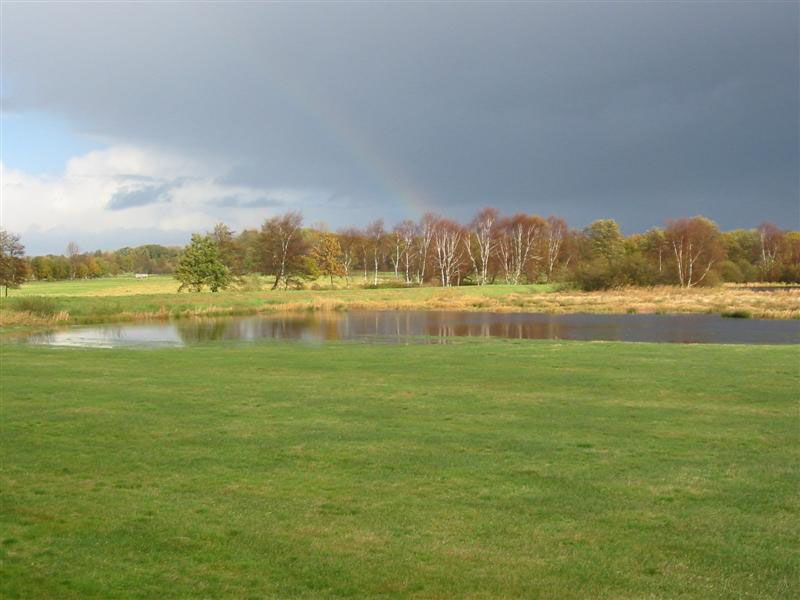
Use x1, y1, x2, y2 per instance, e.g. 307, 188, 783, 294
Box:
27, 311, 800, 347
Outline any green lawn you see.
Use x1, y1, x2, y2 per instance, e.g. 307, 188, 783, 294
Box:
2, 340, 797, 598
5, 275, 182, 297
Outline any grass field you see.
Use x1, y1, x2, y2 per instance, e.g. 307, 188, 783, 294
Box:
2, 276, 798, 330
3, 275, 183, 297
1, 339, 797, 598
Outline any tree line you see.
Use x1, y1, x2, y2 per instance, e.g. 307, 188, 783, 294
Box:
2, 211, 798, 294
171, 211, 799, 292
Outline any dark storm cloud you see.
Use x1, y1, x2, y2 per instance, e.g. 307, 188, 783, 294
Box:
3, 1, 798, 230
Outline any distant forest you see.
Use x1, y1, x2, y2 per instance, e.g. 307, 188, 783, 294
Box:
9, 210, 800, 290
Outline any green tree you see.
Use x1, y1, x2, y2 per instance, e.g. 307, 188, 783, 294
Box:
0, 229, 28, 296
211, 223, 243, 275
175, 234, 232, 292
585, 219, 624, 265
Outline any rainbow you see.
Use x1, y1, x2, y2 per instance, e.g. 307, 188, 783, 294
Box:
261, 64, 431, 217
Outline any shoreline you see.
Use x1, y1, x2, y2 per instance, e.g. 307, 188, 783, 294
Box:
2, 284, 798, 330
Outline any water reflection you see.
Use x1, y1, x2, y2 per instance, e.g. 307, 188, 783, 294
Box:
26, 311, 800, 348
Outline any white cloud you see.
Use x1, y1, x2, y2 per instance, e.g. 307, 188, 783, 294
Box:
1, 145, 329, 250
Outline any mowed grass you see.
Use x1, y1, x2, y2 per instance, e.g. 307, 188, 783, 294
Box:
5, 275, 182, 297
1, 340, 798, 598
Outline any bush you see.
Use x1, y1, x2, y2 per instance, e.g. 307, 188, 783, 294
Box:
719, 260, 744, 283
573, 259, 627, 291
8, 296, 59, 316
721, 309, 752, 319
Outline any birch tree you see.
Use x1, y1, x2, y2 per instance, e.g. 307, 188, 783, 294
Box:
414, 213, 437, 285
432, 218, 465, 287
543, 216, 567, 281
665, 217, 724, 288
757, 222, 783, 278
497, 214, 543, 284
393, 220, 417, 284
260, 211, 305, 289
337, 228, 361, 286
465, 207, 498, 285
365, 220, 386, 285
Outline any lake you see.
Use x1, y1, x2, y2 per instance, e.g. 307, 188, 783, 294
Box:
26, 311, 800, 347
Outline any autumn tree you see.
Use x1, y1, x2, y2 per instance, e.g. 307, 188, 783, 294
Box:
414, 213, 437, 285
66, 241, 81, 279
393, 220, 417, 284
757, 222, 784, 279
365, 220, 386, 285
0, 229, 28, 296
337, 228, 362, 285
497, 214, 543, 284
312, 233, 345, 285
465, 207, 498, 285
432, 218, 465, 287
782, 232, 800, 282
642, 227, 668, 276
175, 234, 232, 292
260, 212, 305, 290
543, 216, 567, 282
665, 216, 724, 288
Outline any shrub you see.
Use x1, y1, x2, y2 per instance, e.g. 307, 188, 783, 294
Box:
719, 260, 744, 283
574, 259, 627, 291
721, 309, 752, 319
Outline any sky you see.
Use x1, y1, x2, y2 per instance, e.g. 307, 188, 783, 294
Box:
1, 1, 798, 255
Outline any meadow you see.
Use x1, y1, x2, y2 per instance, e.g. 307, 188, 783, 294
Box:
2, 275, 798, 331
1, 339, 797, 598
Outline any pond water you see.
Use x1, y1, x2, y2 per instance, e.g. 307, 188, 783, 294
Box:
26, 311, 800, 347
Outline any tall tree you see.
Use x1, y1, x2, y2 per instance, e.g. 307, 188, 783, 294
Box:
211, 223, 243, 275
543, 216, 567, 282
66, 241, 81, 279
394, 220, 417, 284
365, 220, 386, 285
175, 234, 232, 292
415, 213, 437, 285
585, 219, 624, 265
665, 217, 724, 288
0, 229, 28, 296
498, 214, 543, 284
389, 220, 416, 282
465, 207, 498, 285
642, 227, 668, 275
432, 218, 465, 287
337, 228, 361, 286
260, 212, 305, 290
757, 222, 784, 279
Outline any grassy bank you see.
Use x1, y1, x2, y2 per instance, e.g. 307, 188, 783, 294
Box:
1, 340, 797, 597
1, 276, 798, 330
